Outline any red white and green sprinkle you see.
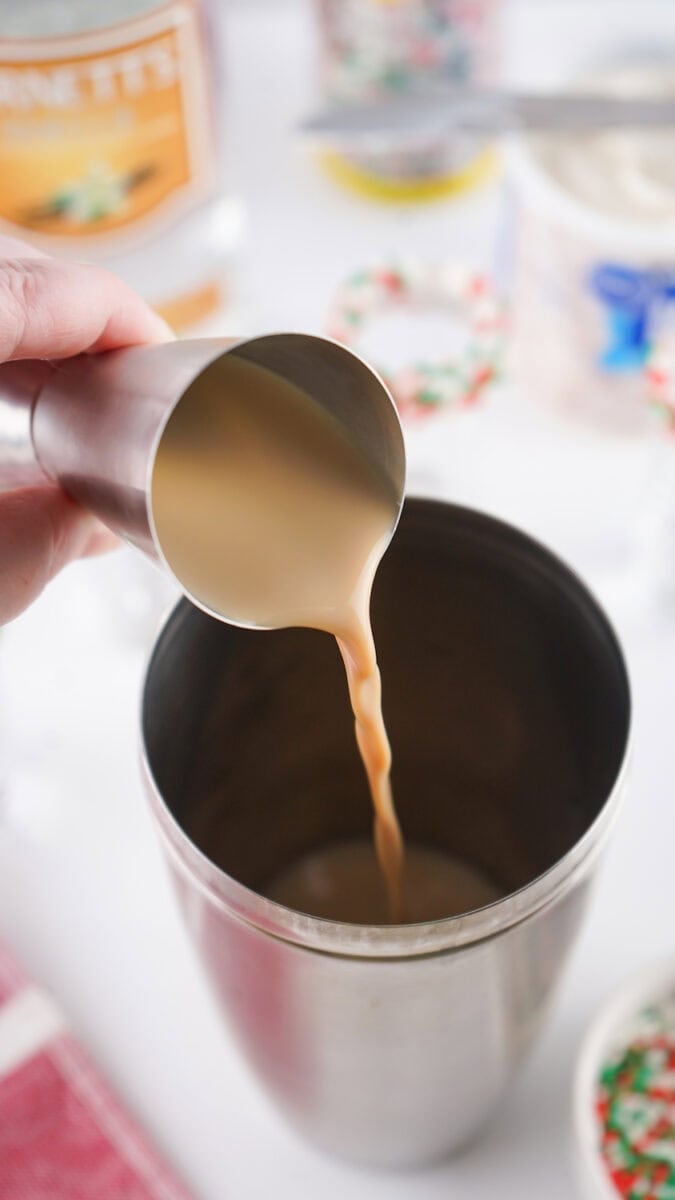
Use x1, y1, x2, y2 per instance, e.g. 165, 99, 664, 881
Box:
326, 262, 506, 421
596, 997, 675, 1199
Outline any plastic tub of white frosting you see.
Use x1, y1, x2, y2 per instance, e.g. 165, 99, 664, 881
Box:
506, 63, 675, 435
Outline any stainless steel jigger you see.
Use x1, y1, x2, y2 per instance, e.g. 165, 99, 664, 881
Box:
0, 334, 405, 625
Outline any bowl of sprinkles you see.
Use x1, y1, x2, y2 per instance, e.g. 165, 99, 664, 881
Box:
575, 961, 675, 1200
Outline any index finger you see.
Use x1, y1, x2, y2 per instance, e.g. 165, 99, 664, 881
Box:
0, 254, 171, 362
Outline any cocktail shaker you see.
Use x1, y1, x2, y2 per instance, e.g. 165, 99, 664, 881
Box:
142, 498, 631, 1167
0, 333, 405, 625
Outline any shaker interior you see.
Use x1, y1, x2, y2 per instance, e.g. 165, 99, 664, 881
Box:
142, 500, 630, 901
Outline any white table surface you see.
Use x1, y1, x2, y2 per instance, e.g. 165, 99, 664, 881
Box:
2, 2, 675, 1197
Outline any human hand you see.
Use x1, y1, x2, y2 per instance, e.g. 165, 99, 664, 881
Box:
0, 237, 170, 625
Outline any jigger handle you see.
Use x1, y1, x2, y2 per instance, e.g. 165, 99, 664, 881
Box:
0, 338, 235, 563
0, 360, 54, 491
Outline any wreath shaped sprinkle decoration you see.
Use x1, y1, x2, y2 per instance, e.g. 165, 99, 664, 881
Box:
326, 263, 507, 421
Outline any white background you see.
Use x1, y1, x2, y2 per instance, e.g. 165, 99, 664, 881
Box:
2, 2, 675, 1196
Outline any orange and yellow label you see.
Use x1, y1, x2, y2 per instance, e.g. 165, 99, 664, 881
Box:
0, 1, 215, 248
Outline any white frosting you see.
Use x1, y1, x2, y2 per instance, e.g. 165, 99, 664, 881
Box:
530, 66, 675, 225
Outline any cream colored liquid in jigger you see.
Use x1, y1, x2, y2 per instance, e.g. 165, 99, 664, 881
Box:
151, 353, 495, 923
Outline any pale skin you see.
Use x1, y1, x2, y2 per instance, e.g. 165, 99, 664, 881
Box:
0, 236, 170, 625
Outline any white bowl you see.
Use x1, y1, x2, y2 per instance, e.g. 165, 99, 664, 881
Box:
574, 958, 675, 1200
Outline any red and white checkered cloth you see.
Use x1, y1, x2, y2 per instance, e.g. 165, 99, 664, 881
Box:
0, 940, 193, 1200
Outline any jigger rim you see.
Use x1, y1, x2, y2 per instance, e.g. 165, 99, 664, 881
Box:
145, 331, 406, 631
141, 499, 632, 961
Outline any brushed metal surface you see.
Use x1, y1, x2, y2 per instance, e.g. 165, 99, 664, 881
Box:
142, 498, 631, 1167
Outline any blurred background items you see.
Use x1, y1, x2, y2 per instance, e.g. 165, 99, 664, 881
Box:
2, 3, 675, 1199
315, 0, 500, 199
0, 0, 243, 330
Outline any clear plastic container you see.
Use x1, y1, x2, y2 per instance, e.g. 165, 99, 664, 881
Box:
315, 0, 501, 202
506, 63, 675, 435
0, 0, 243, 328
